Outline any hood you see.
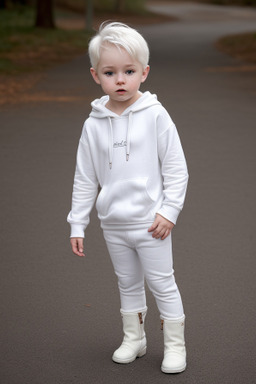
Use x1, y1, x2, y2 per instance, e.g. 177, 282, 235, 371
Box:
89, 92, 161, 169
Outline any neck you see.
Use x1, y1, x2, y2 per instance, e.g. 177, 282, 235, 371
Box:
106, 92, 142, 115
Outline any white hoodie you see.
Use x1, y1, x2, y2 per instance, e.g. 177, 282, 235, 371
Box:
67, 91, 188, 237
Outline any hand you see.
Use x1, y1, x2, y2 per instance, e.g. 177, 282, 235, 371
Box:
148, 214, 174, 240
70, 237, 85, 257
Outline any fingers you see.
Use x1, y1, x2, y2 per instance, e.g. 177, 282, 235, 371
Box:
148, 222, 157, 233
149, 221, 166, 239
148, 215, 174, 240
152, 225, 169, 240
161, 229, 171, 240
70, 237, 85, 257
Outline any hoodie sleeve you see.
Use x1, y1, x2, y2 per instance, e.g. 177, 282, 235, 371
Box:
156, 110, 189, 225
67, 125, 99, 238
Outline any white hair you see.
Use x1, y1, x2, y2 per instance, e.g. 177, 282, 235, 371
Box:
88, 22, 149, 70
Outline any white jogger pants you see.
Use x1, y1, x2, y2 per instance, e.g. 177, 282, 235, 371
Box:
103, 226, 184, 320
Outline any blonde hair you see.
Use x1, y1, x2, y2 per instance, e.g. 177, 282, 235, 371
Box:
88, 22, 149, 70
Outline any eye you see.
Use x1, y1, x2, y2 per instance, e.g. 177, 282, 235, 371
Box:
104, 71, 113, 76
126, 69, 135, 75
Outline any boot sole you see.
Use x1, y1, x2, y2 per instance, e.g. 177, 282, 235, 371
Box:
112, 346, 147, 364
161, 363, 186, 374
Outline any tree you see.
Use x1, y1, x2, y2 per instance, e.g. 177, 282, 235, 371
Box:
85, 0, 93, 31
0, 0, 6, 9
35, 0, 55, 28
115, 0, 125, 13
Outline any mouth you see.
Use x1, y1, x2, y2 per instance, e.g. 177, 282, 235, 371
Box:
116, 89, 126, 94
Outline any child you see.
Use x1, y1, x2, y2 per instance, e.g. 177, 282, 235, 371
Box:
67, 22, 189, 374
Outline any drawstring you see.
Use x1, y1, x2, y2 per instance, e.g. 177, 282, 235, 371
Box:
126, 111, 132, 162
108, 111, 133, 170
108, 117, 113, 169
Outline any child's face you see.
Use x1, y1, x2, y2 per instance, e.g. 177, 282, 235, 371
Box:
90, 44, 149, 112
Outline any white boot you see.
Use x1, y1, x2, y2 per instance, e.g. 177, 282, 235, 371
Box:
161, 316, 186, 373
112, 309, 147, 364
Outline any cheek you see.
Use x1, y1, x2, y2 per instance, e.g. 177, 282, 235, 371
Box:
95, 77, 108, 90
130, 76, 142, 88
101, 77, 113, 87
101, 80, 112, 92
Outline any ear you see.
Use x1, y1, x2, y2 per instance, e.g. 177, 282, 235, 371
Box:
141, 65, 150, 83
90, 67, 101, 85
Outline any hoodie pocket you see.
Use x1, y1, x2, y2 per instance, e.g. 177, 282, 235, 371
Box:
96, 177, 155, 222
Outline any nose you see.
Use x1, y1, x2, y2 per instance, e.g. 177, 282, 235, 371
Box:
116, 72, 125, 85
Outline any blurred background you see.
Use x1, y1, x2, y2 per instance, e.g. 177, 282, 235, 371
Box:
0, 0, 255, 105
1, 1, 256, 383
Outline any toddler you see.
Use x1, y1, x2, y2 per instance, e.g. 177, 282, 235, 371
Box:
67, 22, 189, 373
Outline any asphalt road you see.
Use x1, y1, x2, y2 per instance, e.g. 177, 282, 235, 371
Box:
1, 2, 256, 384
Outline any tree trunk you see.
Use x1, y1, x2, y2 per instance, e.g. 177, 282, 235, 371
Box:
85, 0, 93, 31
35, 0, 55, 28
0, 0, 6, 9
115, 0, 125, 13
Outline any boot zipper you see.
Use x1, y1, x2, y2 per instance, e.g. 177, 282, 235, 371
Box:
138, 312, 143, 324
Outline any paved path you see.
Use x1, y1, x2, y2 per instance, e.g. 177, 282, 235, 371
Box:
1, 3, 256, 383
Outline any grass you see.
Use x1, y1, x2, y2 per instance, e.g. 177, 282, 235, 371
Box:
0, 6, 92, 75
55, 0, 147, 14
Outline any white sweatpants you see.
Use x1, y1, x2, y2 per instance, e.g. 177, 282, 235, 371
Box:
103, 226, 184, 320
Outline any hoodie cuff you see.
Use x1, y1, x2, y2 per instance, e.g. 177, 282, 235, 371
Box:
157, 205, 180, 225
70, 224, 86, 238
